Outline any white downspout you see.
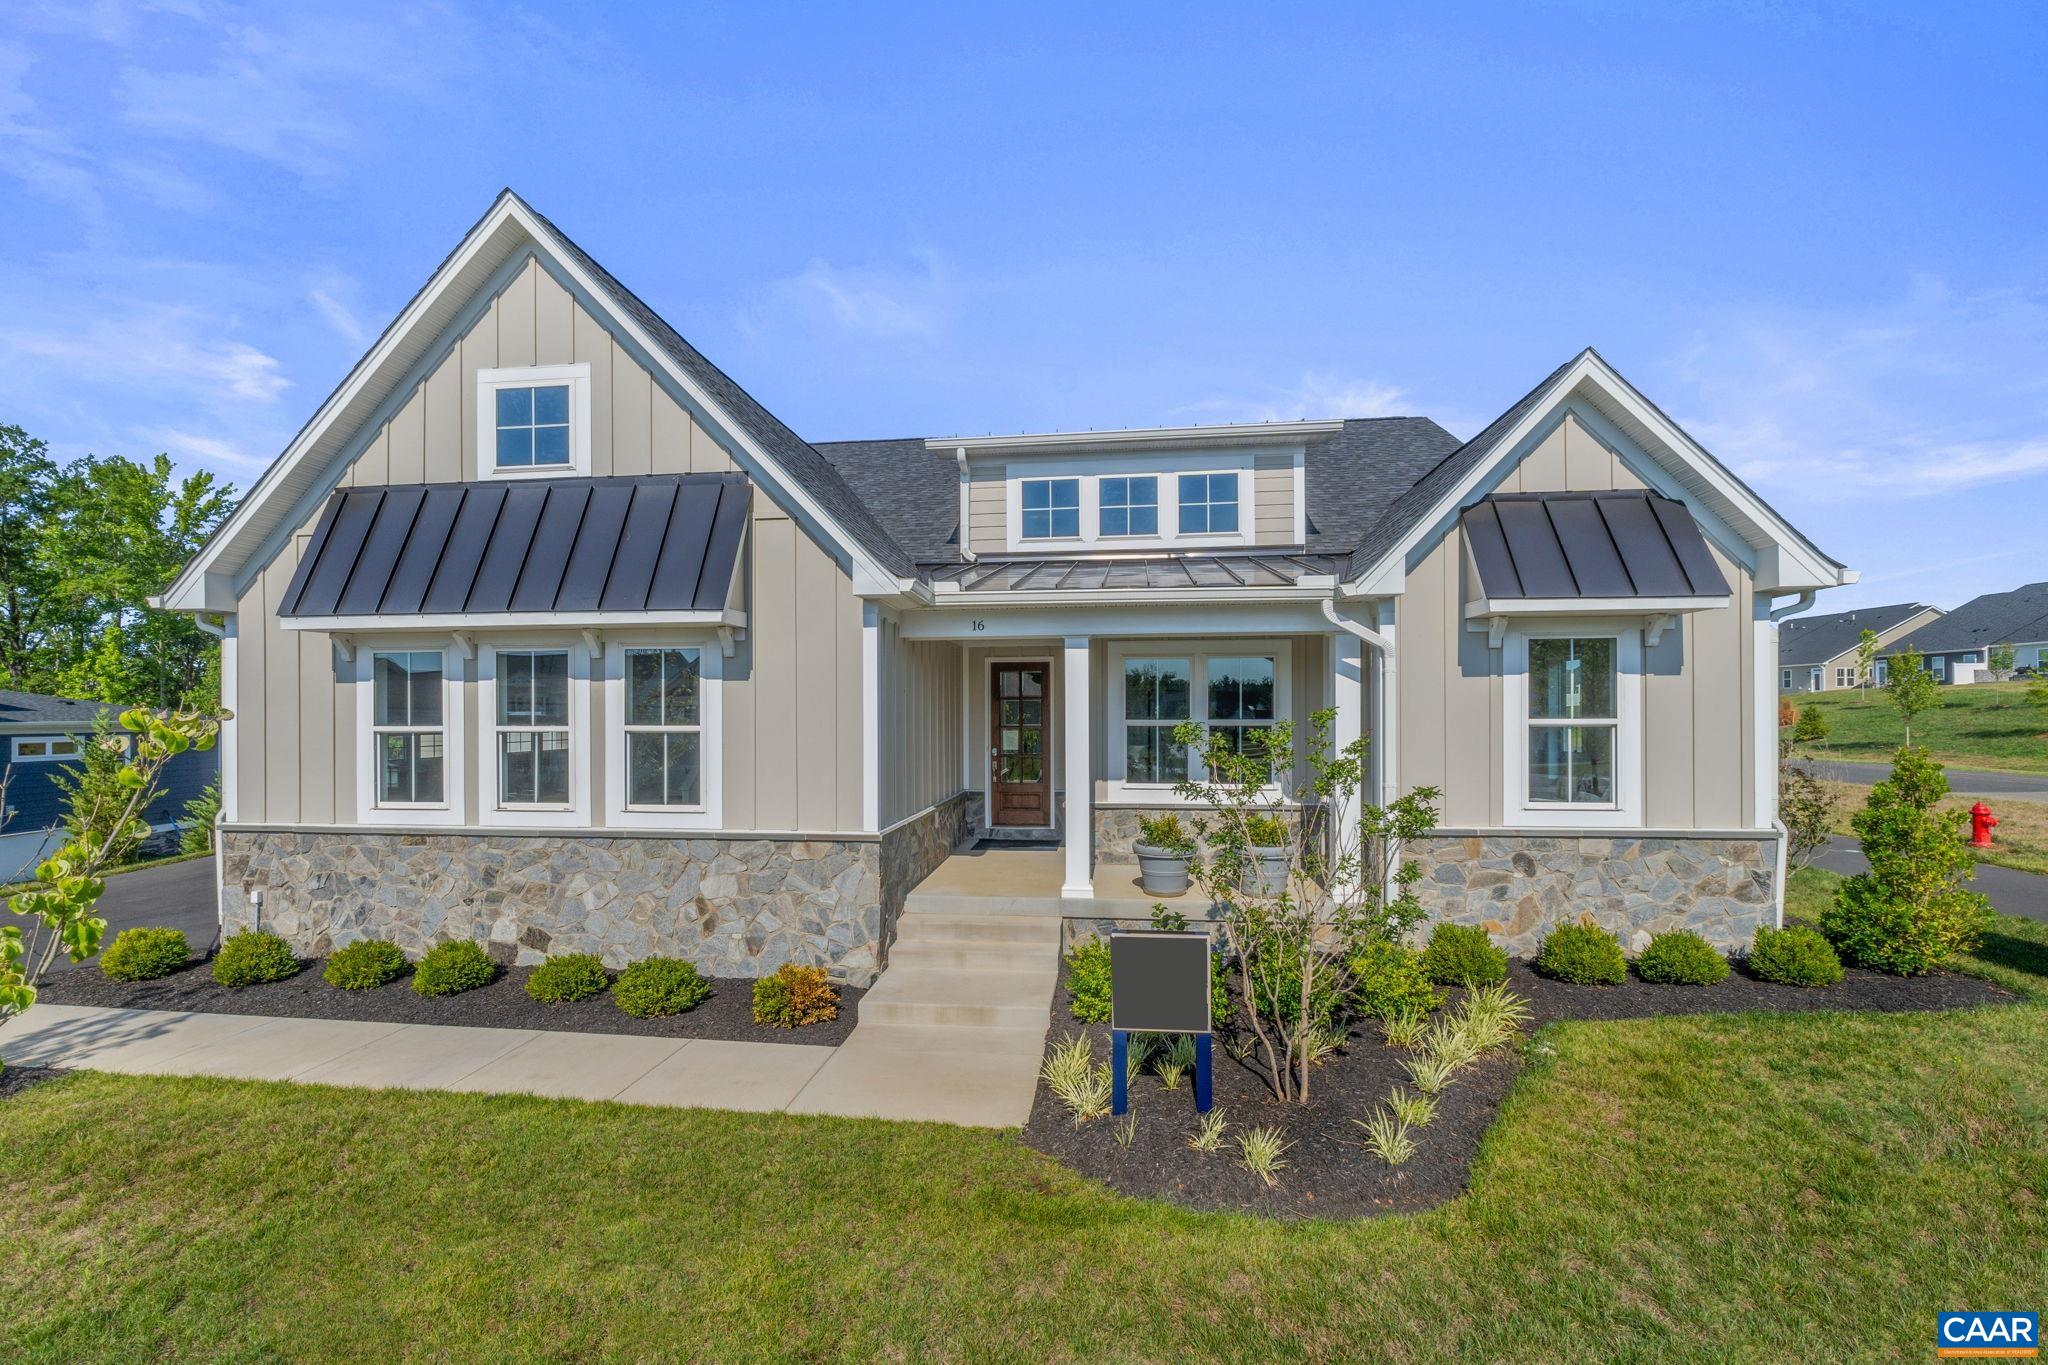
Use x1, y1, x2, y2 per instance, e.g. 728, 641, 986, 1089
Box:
955, 447, 976, 563
1763, 590, 1817, 925
1320, 598, 1395, 805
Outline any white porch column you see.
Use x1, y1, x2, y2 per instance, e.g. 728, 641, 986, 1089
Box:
1332, 630, 1365, 886
1061, 634, 1093, 898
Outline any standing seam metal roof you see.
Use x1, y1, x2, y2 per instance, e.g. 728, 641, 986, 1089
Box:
1460, 491, 1730, 600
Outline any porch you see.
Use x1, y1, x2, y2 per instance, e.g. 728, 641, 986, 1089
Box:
900, 844, 1223, 923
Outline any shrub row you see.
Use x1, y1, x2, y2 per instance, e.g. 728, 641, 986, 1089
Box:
123, 930, 839, 1025
1527, 920, 1845, 989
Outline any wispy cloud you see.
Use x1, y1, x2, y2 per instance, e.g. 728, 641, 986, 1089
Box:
308, 276, 369, 346
0, 305, 290, 403
1177, 371, 1419, 423
741, 254, 959, 342
1671, 278, 2048, 495
142, 425, 272, 474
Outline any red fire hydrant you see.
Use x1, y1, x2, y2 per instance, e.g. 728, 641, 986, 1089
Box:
1971, 801, 1999, 848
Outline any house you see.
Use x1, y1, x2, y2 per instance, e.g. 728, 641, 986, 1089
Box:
0, 690, 218, 881
1777, 603, 1941, 693
1879, 581, 2048, 685
153, 191, 1854, 978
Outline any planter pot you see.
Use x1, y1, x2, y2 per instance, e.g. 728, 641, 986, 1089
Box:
1241, 846, 1290, 895
1132, 842, 1192, 897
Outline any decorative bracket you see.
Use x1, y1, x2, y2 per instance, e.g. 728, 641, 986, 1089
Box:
1487, 615, 1507, 650
580, 627, 603, 656
1645, 614, 1675, 647
449, 631, 476, 660
331, 633, 355, 664
717, 625, 744, 658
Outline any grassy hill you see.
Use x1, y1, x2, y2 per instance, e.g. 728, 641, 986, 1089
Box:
1784, 680, 2048, 775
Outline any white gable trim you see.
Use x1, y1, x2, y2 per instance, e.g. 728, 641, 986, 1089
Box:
157, 192, 912, 615
1342, 350, 1854, 599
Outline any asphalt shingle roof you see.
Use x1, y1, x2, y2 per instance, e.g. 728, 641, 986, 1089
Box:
1778, 603, 1936, 667
1886, 582, 2048, 657
0, 691, 107, 728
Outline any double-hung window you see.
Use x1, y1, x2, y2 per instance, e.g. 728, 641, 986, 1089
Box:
1123, 658, 1190, 784
372, 651, 446, 806
624, 647, 703, 808
496, 649, 571, 807
1177, 473, 1239, 535
1780, 669, 1793, 691
1098, 476, 1158, 538
1525, 638, 1617, 806
1019, 478, 1081, 540
1206, 655, 1278, 772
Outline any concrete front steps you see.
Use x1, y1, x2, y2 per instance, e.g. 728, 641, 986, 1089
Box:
784, 909, 1060, 1127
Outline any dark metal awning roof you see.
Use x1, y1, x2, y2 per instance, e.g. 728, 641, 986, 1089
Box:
1461, 491, 1730, 617
278, 474, 750, 626
929, 553, 1339, 597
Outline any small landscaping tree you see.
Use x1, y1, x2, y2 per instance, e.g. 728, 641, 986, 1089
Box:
1821, 746, 1991, 974
1854, 628, 1880, 702
1171, 708, 1438, 1105
1884, 648, 1941, 746
1, 706, 223, 1059
1791, 705, 1830, 746
1778, 743, 1840, 875
1989, 643, 2017, 682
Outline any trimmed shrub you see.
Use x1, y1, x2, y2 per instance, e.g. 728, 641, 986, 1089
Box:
100, 927, 190, 982
1348, 937, 1442, 1018
1136, 812, 1192, 851
526, 952, 611, 1004
1419, 923, 1509, 987
1634, 930, 1731, 986
211, 930, 300, 987
614, 957, 712, 1018
1243, 813, 1289, 847
752, 964, 839, 1028
1532, 921, 1627, 985
1748, 925, 1844, 987
411, 940, 496, 997
323, 938, 407, 990
1065, 939, 1113, 1023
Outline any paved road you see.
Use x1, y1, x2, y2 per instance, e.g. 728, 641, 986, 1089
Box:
1810, 759, 2048, 804
1812, 835, 2048, 924
44, 855, 218, 972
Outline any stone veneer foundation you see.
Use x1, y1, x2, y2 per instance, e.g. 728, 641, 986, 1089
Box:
219, 793, 972, 988
1409, 833, 1778, 956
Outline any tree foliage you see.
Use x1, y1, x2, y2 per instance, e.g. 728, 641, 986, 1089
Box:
1791, 706, 1830, 744
1778, 741, 1839, 875
0, 429, 232, 706
1883, 648, 1942, 747
1171, 708, 1439, 1105
1854, 628, 1880, 703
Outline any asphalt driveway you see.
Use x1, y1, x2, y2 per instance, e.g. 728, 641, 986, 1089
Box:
1812, 759, 2048, 804
45, 855, 219, 972
1811, 835, 2048, 924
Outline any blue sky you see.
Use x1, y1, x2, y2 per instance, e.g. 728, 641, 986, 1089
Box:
2, 0, 2043, 610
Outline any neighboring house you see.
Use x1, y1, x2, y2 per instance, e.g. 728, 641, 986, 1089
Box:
1777, 603, 1941, 693
153, 191, 1854, 978
1879, 581, 2048, 685
0, 690, 218, 882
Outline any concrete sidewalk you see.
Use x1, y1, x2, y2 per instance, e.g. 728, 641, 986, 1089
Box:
0, 1002, 1039, 1126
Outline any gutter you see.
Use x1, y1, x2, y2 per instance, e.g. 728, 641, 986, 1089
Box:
1320, 597, 1397, 809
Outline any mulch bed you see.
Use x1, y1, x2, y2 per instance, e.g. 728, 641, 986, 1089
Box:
1022, 959, 2015, 1221
0, 1065, 69, 1101
38, 957, 861, 1047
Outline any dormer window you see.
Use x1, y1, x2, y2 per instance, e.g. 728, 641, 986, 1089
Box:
1178, 473, 1239, 535
1098, 476, 1158, 537
1020, 478, 1080, 540
475, 364, 592, 478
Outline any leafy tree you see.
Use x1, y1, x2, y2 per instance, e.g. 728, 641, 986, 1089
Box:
1854, 628, 1880, 703
180, 778, 222, 855
1, 706, 225, 1060
1171, 709, 1439, 1104
50, 711, 147, 865
1988, 643, 2017, 681
0, 425, 59, 689
1821, 747, 1991, 974
1778, 742, 1840, 875
1792, 706, 1830, 745
1884, 647, 1941, 746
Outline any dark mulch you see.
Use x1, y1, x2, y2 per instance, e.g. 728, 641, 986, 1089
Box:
0, 1065, 69, 1101
1022, 958, 2014, 1221
38, 957, 861, 1047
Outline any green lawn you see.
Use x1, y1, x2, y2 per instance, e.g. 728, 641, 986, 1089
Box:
1786, 681, 2048, 774
4, 930, 2046, 1360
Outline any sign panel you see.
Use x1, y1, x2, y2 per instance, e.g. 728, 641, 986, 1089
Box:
1109, 930, 1212, 1035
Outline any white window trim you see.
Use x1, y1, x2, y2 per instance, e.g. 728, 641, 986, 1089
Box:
1105, 640, 1293, 803
10, 735, 82, 762
474, 363, 593, 480
477, 641, 592, 827
1779, 668, 1792, 691
602, 639, 723, 830
1001, 451, 1258, 553
354, 645, 467, 826
1502, 622, 1643, 829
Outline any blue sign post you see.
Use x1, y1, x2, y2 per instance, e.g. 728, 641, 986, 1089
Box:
1108, 930, 1215, 1115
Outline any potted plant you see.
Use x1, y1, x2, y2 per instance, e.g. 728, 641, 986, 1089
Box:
1242, 813, 1291, 894
1132, 812, 1195, 897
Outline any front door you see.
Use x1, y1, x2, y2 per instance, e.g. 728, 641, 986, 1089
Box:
990, 663, 1052, 827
